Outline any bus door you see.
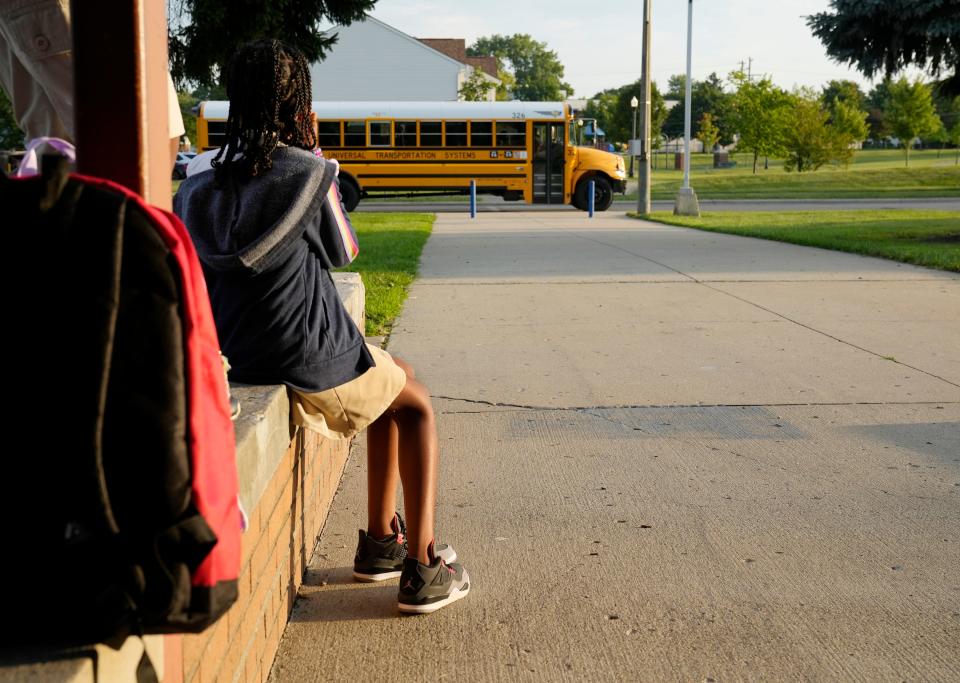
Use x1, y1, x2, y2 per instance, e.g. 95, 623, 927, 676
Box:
532, 122, 564, 204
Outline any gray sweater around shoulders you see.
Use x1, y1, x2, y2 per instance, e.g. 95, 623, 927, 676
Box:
174, 146, 373, 392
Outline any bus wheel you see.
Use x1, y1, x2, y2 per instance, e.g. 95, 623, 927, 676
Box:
338, 178, 361, 212
574, 176, 613, 211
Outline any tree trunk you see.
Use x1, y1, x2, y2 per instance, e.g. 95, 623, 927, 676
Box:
752, 151, 758, 174
904, 142, 910, 167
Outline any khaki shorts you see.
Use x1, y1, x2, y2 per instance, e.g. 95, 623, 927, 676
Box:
291, 344, 407, 440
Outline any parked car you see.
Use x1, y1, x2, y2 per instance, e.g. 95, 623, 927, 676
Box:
172, 152, 196, 179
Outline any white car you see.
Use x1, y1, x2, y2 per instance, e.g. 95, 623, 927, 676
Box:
172, 152, 197, 179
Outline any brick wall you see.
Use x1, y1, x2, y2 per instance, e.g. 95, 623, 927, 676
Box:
180, 428, 350, 683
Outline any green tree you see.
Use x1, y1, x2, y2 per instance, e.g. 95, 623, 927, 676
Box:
783, 89, 835, 172
729, 71, 791, 173
885, 78, 942, 166
167, 0, 377, 89
666, 74, 686, 99
808, 0, 959, 96
828, 98, 869, 166
662, 73, 734, 144
948, 117, 960, 165
583, 80, 666, 145
0, 87, 22, 149
467, 34, 572, 101
821, 79, 865, 111
695, 112, 720, 153
865, 79, 894, 141
458, 69, 493, 102
492, 70, 515, 101
178, 90, 198, 148
582, 92, 617, 143
932, 92, 960, 157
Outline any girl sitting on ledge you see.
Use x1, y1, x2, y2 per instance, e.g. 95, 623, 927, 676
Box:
174, 39, 469, 615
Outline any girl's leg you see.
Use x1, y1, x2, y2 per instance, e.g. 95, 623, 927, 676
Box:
365, 356, 435, 555
366, 411, 399, 539
376, 356, 438, 564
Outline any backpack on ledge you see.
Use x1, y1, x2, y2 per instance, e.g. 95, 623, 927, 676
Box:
2, 159, 241, 649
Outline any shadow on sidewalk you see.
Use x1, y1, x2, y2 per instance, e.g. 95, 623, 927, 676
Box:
291, 566, 399, 623
845, 420, 960, 464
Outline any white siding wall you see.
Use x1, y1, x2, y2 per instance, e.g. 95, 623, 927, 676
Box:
310, 19, 465, 101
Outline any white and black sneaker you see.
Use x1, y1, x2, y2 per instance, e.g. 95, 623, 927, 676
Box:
397, 541, 470, 614
353, 513, 456, 582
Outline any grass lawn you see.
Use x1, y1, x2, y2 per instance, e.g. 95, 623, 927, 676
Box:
638, 167, 960, 200
341, 212, 434, 336
623, 148, 960, 200
639, 210, 960, 272
635, 147, 959, 173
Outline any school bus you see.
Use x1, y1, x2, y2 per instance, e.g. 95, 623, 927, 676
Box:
196, 101, 626, 211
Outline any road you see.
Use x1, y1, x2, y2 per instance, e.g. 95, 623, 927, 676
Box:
357, 196, 960, 213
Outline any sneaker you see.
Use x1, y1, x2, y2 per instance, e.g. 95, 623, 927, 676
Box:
353, 513, 456, 582
397, 542, 470, 614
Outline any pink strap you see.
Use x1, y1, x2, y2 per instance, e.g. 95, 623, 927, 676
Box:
14, 137, 76, 177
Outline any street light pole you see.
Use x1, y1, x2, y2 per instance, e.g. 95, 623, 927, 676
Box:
629, 95, 638, 178
637, 0, 652, 215
673, 0, 700, 216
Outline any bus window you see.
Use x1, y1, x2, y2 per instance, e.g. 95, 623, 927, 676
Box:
420, 121, 441, 147
207, 120, 227, 148
445, 121, 467, 147
396, 121, 417, 146
369, 121, 391, 147
496, 121, 525, 147
470, 121, 492, 147
344, 120, 365, 146
318, 121, 340, 147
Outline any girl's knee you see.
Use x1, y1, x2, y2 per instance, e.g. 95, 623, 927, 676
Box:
392, 355, 416, 380
391, 377, 434, 421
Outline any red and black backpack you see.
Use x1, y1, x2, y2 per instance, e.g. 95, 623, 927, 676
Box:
3, 159, 240, 648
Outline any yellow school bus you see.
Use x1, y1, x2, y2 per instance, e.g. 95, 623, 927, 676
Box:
196, 101, 626, 211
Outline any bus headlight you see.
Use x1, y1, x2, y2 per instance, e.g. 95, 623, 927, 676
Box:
614, 169, 626, 179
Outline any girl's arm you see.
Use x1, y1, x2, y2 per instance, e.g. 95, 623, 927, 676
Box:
303, 174, 359, 269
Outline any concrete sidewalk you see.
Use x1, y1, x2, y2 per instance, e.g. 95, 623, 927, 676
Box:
270, 212, 959, 681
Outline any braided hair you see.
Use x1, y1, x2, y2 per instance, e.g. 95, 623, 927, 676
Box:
213, 39, 317, 184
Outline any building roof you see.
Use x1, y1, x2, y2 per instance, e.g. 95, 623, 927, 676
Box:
465, 56, 498, 78
418, 39, 466, 63
418, 38, 498, 77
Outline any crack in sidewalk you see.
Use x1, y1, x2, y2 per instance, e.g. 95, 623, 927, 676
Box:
700, 282, 960, 389
555, 233, 959, 390
434, 395, 958, 414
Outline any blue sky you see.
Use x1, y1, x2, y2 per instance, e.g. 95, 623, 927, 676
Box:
357, 0, 906, 97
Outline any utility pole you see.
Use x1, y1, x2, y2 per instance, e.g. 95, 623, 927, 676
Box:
637, 0, 652, 215
673, 0, 700, 216
629, 95, 638, 178
748, 56, 753, 81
